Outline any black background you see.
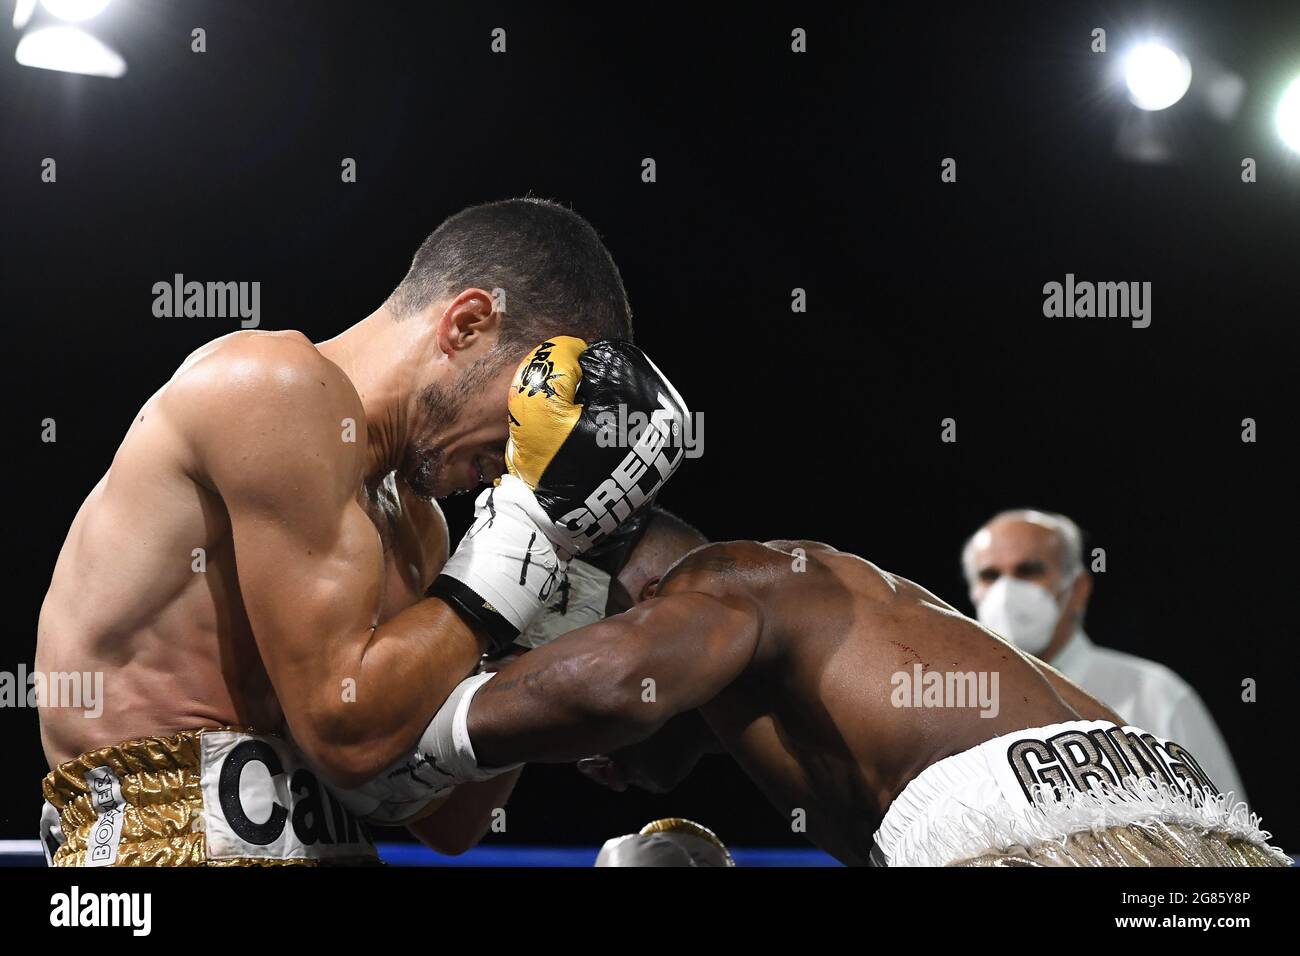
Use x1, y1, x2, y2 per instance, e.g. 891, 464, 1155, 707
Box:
1, 1, 1297, 853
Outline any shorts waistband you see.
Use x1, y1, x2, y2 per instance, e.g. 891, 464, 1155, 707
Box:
42, 727, 379, 867
872, 720, 1282, 867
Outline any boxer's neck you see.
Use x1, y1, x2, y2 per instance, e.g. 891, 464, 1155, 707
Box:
317, 306, 449, 480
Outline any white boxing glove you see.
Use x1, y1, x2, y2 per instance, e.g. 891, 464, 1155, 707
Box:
429, 475, 568, 656
514, 557, 612, 650
594, 818, 735, 867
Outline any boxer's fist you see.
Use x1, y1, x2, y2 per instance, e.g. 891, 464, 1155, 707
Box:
506, 337, 689, 558
594, 818, 735, 867
432, 338, 687, 654
430, 475, 567, 653
512, 513, 651, 651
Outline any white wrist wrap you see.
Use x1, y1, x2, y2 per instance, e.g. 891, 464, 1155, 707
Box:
415, 671, 514, 782
333, 673, 519, 825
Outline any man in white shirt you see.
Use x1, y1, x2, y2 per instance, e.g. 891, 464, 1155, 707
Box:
962, 508, 1248, 803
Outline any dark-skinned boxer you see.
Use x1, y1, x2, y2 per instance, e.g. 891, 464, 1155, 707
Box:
389, 513, 1287, 867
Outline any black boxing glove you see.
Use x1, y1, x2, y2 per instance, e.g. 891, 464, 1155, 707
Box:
509, 337, 689, 554
432, 337, 689, 654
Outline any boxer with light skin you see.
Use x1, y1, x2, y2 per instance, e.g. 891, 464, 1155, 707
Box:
35, 199, 684, 864
452, 512, 1286, 867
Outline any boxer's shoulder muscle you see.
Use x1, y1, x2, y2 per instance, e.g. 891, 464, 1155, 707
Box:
761, 538, 838, 555
664, 539, 843, 603
164, 330, 365, 494
661, 540, 763, 587
656, 541, 781, 666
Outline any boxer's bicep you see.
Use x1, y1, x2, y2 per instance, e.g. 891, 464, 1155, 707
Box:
195, 355, 382, 712
228, 493, 382, 687
612, 593, 761, 714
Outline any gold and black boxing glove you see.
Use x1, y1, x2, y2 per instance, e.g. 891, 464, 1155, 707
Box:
431, 337, 689, 655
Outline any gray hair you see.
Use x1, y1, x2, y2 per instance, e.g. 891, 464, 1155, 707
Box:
961, 509, 1085, 586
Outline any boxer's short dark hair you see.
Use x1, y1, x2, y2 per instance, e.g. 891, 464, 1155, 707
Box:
645, 506, 707, 551
388, 198, 633, 355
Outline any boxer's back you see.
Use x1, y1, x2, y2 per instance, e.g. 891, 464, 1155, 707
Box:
668, 540, 1108, 864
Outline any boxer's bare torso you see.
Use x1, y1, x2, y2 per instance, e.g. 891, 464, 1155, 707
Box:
472, 539, 1122, 865
651, 541, 1116, 863
36, 331, 448, 769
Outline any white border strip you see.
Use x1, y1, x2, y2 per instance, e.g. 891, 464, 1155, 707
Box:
0, 840, 43, 854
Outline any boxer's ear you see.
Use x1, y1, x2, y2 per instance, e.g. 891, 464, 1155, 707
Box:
435, 288, 499, 355
640, 577, 662, 602
605, 579, 634, 616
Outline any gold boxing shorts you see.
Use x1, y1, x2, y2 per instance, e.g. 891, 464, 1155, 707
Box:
41, 728, 380, 866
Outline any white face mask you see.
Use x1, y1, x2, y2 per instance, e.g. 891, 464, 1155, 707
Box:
975, 576, 1072, 655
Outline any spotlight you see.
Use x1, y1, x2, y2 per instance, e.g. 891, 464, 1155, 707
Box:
1124, 42, 1193, 111
40, 0, 111, 22
1278, 76, 1300, 153
13, 0, 37, 29
11, 0, 124, 77
14, 24, 125, 77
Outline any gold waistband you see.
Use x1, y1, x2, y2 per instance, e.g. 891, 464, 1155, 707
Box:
42, 727, 375, 867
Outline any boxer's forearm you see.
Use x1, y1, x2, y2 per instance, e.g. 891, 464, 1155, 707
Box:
292, 597, 486, 787
468, 593, 758, 767
406, 769, 523, 857
468, 624, 668, 765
